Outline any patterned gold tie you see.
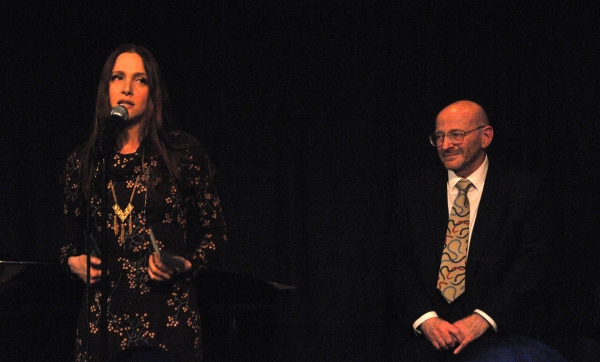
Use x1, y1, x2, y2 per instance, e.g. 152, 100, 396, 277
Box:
438, 179, 474, 303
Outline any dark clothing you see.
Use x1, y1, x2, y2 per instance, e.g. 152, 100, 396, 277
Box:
400, 333, 566, 362
60, 131, 226, 362
394, 162, 553, 355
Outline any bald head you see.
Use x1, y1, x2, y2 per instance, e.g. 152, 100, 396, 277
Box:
434, 100, 494, 177
436, 100, 489, 128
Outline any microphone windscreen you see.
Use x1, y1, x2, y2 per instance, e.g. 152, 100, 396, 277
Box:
110, 105, 129, 121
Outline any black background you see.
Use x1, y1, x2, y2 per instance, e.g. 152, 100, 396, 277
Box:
1, 1, 598, 360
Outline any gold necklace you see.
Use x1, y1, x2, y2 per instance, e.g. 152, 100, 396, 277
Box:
109, 175, 141, 243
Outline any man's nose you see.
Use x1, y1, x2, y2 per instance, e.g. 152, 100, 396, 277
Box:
440, 135, 454, 149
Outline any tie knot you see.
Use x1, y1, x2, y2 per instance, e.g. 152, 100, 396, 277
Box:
456, 179, 473, 193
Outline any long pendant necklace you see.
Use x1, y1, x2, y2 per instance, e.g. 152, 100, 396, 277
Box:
109, 175, 141, 243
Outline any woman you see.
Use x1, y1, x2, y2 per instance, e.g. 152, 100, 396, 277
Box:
60, 44, 227, 361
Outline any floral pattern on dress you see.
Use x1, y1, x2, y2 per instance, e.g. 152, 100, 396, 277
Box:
60, 133, 226, 362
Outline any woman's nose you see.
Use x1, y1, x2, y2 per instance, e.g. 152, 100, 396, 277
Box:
121, 81, 132, 95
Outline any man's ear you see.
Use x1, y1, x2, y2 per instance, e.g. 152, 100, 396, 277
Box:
481, 126, 494, 148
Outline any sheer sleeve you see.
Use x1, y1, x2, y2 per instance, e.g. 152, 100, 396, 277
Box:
59, 151, 86, 274
176, 139, 227, 277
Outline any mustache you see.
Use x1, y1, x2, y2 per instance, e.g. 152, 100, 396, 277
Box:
441, 150, 462, 157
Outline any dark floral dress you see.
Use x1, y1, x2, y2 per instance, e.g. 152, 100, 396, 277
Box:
60, 132, 226, 362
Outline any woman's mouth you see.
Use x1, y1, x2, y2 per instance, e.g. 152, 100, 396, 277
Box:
118, 101, 134, 108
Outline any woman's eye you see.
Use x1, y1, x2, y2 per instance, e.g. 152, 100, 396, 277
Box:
110, 75, 123, 81
137, 78, 148, 84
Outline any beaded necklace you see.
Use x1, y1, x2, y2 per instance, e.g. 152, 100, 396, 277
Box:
109, 175, 141, 243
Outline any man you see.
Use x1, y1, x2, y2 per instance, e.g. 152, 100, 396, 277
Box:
394, 100, 564, 360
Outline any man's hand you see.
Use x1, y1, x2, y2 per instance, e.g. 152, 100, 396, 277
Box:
452, 313, 490, 354
420, 317, 464, 351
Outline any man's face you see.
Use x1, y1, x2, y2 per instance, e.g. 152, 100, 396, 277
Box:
435, 112, 487, 177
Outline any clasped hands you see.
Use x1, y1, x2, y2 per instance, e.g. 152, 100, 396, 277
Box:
420, 314, 490, 355
68, 253, 192, 285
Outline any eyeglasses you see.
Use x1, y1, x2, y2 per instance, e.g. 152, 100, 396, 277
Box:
428, 125, 486, 146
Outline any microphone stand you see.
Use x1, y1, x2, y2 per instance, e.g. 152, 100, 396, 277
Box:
99, 152, 109, 362
89, 107, 127, 361
89, 130, 112, 362
85, 155, 94, 361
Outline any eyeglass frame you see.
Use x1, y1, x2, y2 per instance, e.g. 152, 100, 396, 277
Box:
428, 125, 487, 147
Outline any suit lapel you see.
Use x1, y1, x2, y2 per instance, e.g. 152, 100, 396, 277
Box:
419, 171, 450, 282
467, 164, 509, 273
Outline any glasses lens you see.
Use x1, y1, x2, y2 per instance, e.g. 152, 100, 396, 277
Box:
430, 133, 442, 146
448, 132, 464, 143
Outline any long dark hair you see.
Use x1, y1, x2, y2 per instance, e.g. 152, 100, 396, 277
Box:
79, 44, 181, 198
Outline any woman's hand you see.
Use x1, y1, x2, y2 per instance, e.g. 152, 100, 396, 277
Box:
148, 253, 192, 281
68, 254, 104, 284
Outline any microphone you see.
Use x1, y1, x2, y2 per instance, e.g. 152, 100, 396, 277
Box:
109, 104, 129, 125
105, 105, 129, 134
110, 104, 129, 121
96, 105, 129, 154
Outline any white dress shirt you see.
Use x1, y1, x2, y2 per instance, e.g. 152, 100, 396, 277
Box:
413, 156, 498, 333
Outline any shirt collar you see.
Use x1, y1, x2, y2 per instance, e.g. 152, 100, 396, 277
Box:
447, 156, 489, 191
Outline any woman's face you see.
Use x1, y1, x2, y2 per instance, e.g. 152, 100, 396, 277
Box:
109, 52, 149, 120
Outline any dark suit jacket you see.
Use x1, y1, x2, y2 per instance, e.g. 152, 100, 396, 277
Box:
395, 161, 550, 335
